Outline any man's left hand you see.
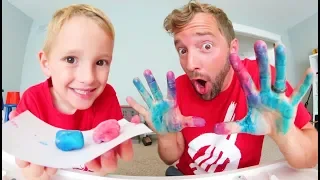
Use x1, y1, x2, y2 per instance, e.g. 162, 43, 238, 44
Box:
214, 40, 313, 136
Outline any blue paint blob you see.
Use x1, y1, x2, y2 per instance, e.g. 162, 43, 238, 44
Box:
55, 130, 84, 151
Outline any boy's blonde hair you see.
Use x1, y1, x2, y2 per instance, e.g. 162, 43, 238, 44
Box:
43, 4, 115, 55
163, 0, 235, 45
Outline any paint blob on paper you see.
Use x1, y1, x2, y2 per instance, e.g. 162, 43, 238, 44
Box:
92, 120, 120, 144
55, 130, 84, 151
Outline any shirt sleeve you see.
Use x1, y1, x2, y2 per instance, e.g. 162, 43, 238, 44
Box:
269, 65, 311, 129
15, 88, 39, 117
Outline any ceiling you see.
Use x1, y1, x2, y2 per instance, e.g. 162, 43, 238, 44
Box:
7, 0, 318, 34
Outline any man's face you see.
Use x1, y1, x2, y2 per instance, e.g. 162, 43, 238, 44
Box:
174, 13, 236, 100
39, 16, 114, 114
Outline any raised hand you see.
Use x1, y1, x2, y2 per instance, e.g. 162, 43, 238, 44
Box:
126, 70, 205, 133
214, 40, 313, 136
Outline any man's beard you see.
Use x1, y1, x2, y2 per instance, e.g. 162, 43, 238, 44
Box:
191, 60, 231, 101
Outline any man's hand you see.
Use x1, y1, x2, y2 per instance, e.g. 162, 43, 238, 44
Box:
85, 139, 133, 175
9, 110, 58, 180
214, 40, 313, 136
126, 69, 205, 134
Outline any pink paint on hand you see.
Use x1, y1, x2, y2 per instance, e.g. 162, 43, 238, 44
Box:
214, 123, 231, 135
192, 117, 206, 127
131, 115, 140, 124
93, 119, 120, 144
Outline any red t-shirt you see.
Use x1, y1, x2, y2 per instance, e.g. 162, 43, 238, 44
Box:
175, 59, 311, 175
16, 78, 123, 170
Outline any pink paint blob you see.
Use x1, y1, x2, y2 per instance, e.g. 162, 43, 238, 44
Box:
93, 119, 120, 144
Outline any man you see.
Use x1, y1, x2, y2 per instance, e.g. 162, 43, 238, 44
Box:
126, 0, 318, 176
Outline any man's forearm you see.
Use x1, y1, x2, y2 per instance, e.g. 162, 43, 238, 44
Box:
157, 132, 184, 165
270, 124, 318, 169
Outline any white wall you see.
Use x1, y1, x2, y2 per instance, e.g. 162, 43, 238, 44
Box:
2, 0, 33, 101
18, 3, 281, 106
237, 35, 274, 65
20, 25, 277, 107
287, 12, 318, 112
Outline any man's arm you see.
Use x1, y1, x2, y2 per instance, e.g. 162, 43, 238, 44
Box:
270, 122, 318, 169
157, 132, 185, 165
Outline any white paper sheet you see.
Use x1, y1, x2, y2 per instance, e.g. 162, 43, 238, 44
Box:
2, 111, 153, 169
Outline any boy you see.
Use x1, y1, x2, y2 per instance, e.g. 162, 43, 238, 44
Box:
9, 4, 133, 179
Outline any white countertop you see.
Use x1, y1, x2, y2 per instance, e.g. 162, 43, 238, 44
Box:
2, 150, 318, 180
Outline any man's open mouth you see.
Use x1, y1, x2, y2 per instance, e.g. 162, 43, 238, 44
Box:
192, 79, 210, 95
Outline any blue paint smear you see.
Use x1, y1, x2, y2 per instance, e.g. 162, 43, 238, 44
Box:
151, 101, 171, 132
238, 109, 256, 134
39, 141, 48, 145
274, 44, 286, 91
133, 78, 153, 107
55, 130, 84, 151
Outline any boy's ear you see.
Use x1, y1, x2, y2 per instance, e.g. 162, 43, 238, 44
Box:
38, 51, 51, 77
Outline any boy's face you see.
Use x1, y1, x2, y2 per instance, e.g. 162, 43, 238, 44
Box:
39, 16, 114, 114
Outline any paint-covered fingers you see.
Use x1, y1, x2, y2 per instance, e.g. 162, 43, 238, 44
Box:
133, 77, 154, 107
126, 97, 149, 117
126, 97, 157, 132
180, 115, 206, 129
144, 69, 164, 101
290, 68, 314, 106
166, 71, 177, 100
213, 121, 242, 135
229, 53, 257, 99
254, 40, 272, 92
273, 44, 287, 93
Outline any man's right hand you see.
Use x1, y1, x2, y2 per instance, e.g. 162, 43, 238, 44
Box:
9, 110, 58, 180
126, 69, 206, 134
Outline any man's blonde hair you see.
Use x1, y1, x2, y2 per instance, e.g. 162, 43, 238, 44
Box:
163, 0, 235, 45
43, 4, 115, 55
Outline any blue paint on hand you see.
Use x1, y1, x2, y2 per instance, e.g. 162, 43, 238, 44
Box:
55, 130, 84, 151
215, 41, 313, 136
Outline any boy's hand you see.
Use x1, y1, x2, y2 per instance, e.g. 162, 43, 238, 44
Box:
9, 110, 58, 180
85, 139, 133, 175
